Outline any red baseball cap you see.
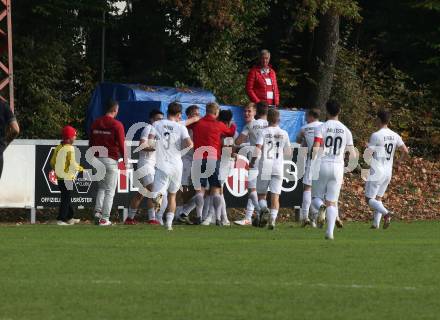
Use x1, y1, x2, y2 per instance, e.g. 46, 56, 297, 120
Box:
61, 125, 77, 140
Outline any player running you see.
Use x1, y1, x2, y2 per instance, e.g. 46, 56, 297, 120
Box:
234, 102, 268, 226
311, 101, 356, 240
147, 102, 193, 231
296, 108, 322, 227
251, 108, 292, 230
125, 110, 164, 225
365, 110, 409, 229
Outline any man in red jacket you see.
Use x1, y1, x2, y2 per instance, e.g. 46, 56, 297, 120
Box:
188, 102, 236, 224
245, 49, 280, 107
89, 99, 128, 226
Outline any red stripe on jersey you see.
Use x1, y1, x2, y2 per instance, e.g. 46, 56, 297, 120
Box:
314, 137, 323, 144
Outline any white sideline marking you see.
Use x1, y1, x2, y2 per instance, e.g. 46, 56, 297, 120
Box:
89, 279, 417, 291
92, 280, 122, 285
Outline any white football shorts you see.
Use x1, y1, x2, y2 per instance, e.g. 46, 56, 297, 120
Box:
256, 174, 283, 195
365, 171, 392, 199
152, 168, 182, 194
312, 162, 344, 202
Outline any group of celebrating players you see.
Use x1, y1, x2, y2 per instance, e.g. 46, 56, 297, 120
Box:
105, 99, 408, 240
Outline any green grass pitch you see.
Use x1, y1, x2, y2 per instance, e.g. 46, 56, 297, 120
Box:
1, 221, 439, 319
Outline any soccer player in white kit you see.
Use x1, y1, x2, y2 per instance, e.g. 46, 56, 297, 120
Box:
125, 110, 164, 225
296, 109, 322, 227
365, 110, 409, 229
234, 102, 268, 226
176, 105, 201, 225
148, 102, 193, 230
311, 101, 356, 240
251, 108, 292, 229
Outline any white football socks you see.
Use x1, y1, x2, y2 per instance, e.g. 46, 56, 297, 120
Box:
368, 198, 388, 215
270, 209, 278, 225
147, 208, 155, 221
202, 195, 212, 220
195, 193, 205, 218
249, 191, 260, 211
326, 205, 337, 239
159, 194, 168, 216
128, 207, 137, 219
182, 195, 197, 216
221, 195, 229, 223
165, 212, 174, 229
373, 211, 382, 228
301, 190, 312, 220
312, 197, 324, 212
259, 199, 268, 211
245, 198, 254, 221
213, 194, 223, 221
156, 197, 169, 224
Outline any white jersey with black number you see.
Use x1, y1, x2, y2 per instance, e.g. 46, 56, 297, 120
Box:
368, 127, 405, 173
138, 124, 156, 167
314, 120, 353, 164
152, 119, 190, 175
300, 120, 323, 159
241, 119, 268, 146
256, 126, 291, 177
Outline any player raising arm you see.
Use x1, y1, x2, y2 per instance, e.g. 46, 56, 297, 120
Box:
365, 110, 409, 229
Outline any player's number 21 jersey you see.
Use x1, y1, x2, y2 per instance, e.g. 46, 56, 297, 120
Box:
256, 126, 291, 176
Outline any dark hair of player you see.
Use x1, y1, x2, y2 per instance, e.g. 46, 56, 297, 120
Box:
377, 109, 391, 124
149, 109, 164, 120
218, 109, 233, 124
185, 105, 199, 117
105, 99, 118, 113
267, 108, 280, 125
307, 108, 320, 119
167, 102, 182, 116
326, 100, 341, 117
256, 101, 269, 118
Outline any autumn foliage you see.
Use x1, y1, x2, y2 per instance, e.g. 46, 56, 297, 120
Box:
340, 157, 440, 221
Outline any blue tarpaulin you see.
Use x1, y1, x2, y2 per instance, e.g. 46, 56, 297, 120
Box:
86, 83, 306, 141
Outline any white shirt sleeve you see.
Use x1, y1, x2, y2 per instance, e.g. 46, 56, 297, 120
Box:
314, 125, 323, 139
346, 129, 354, 146
180, 124, 190, 140
256, 131, 264, 146
396, 134, 405, 148
367, 133, 377, 147
241, 124, 250, 137
140, 125, 151, 141
284, 132, 291, 151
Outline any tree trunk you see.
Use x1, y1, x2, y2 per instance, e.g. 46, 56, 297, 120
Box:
308, 9, 340, 112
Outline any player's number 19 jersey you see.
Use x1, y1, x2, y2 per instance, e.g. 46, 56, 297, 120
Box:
368, 127, 405, 171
